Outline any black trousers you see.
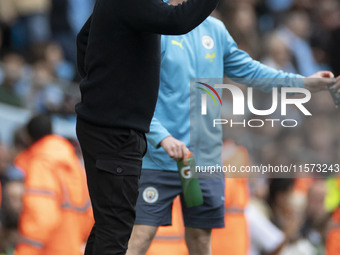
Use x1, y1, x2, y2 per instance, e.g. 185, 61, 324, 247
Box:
76, 118, 146, 255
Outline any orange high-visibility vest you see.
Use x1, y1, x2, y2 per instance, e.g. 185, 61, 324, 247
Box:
211, 141, 250, 255
327, 206, 340, 255
146, 196, 188, 255
14, 135, 94, 255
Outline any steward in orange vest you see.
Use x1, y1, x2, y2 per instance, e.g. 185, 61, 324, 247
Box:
14, 115, 93, 255
146, 196, 188, 255
327, 206, 340, 255
211, 141, 250, 255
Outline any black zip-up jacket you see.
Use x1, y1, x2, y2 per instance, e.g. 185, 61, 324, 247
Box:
76, 0, 219, 132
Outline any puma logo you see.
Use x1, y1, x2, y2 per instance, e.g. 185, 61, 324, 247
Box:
205, 52, 216, 62
171, 39, 184, 49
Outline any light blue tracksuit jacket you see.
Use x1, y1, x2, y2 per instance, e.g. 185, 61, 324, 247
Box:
142, 16, 304, 171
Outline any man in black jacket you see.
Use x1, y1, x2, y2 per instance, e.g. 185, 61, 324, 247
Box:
75, 0, 220, 254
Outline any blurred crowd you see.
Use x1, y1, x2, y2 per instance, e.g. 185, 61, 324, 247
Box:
0, 0, 95, 113
0, 0, 340, 254
217, 0, 340, 254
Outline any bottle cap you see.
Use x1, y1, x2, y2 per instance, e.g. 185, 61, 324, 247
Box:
187, 151, 193, 158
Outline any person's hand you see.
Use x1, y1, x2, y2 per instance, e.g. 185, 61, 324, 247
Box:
160, 136, 189, 164
304, 71, 340, 93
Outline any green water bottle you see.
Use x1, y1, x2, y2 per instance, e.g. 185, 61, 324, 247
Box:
177, 152, 203, 208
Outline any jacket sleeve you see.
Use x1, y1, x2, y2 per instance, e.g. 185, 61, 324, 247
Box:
118, 0, 219, 35
222, 25, 304, 92
77, 15, 92, 78
15, 159, 62, 255
146, 117, 171, 148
